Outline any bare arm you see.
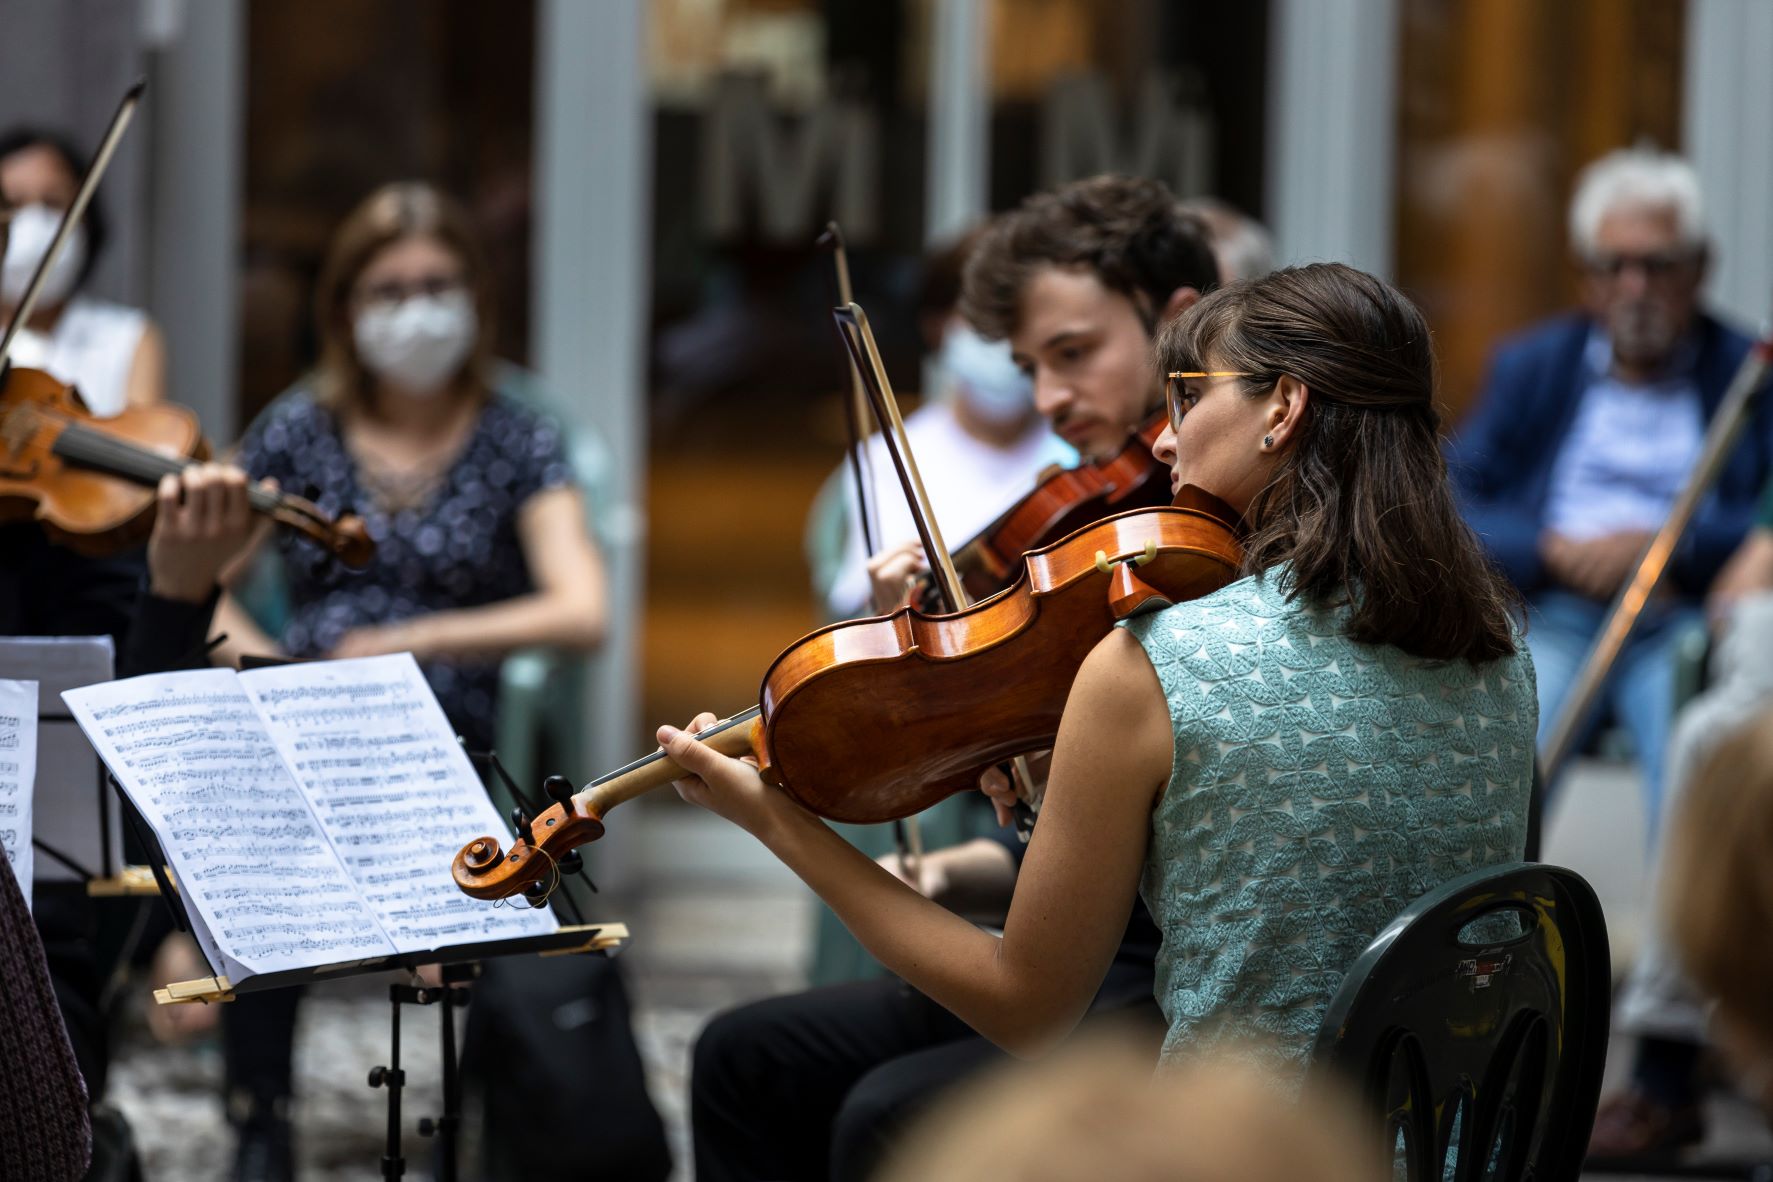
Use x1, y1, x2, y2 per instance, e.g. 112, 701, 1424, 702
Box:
124, 320, 166, 409
332, 485, 606, 660
210, 591, 284, 667
663, 627, 1172, 1056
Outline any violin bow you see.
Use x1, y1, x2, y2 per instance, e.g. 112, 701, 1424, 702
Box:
0, 79, 145, 375
832, 301, 1042, 834
817, 223, 885, 580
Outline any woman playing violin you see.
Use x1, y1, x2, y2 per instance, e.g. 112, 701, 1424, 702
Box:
1, 128, 165, 415
663, 263, 1535, 1074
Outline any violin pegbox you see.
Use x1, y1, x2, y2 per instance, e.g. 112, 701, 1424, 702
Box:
450, 795, 607, 901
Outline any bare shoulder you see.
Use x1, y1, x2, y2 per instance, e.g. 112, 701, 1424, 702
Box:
1053, 627, 1173, 804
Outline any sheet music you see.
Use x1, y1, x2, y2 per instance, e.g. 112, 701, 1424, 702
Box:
0, 679, 39, 906
0, 636, 118, 882
241, 655, 555, 953
63, 670, 394, 979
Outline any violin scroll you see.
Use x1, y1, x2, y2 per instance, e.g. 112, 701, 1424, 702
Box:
263, 487, 375, 568
452, 798, 608, 901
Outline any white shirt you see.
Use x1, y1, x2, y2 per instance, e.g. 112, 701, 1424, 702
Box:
6, 296, 148, 418
826, 402, 1076, 618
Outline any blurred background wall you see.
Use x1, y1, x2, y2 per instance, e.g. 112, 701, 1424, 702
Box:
4, 0, 1772, 886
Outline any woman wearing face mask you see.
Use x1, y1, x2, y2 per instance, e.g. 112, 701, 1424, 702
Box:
214, 182, 605, 749
208, 181, 610, 1178
0, 128, 165, 415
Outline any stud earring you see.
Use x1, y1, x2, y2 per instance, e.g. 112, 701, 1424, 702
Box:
1262, 434, 1273, 449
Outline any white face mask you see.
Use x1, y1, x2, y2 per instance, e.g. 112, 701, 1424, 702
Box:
940, 323, 1034, 425
2, 203, 87, 307
353, 289, 477, 394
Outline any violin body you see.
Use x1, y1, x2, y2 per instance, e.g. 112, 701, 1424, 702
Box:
761, 491, 1239, 821
0, 365, 206, 553
0, 365, 373, 566
452, 489, 1241, 901
940, 414, 1172, 605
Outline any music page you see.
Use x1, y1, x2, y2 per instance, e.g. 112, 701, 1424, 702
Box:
0, 679, 39, 904
240, 655, 556, 952
63, 669, 394, 981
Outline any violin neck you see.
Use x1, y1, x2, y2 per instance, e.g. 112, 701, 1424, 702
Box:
54, 420, 282, 513
52, 420, 191, 487
576, 706, 763, 818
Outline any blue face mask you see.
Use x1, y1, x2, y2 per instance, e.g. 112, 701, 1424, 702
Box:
940, 324, 1034, 425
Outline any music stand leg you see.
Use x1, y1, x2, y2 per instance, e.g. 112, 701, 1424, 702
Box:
431, 978, 470, 1182
370, 986, 410, 1179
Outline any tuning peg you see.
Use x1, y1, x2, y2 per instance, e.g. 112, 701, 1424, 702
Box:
522, 880, 551, 909
510, 806, 535, 846
543, 774, 575, 810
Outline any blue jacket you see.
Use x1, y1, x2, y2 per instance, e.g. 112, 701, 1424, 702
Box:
1448, 311, 1767, 597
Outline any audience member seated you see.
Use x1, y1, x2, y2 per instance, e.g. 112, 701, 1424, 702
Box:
873, 1037, 1381, 1182
1591, 482, 1773, 1157
210, 181, 608, 1181
1660, 704, 1773, 1124
1449, 146, 1773, 839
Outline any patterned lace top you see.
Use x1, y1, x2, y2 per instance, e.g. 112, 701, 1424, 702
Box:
1118, 569, 1536, 1076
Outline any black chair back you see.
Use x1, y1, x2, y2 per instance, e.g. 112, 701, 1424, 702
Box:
1307, 862, 1610, 1182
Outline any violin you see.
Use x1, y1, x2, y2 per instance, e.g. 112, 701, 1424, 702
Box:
936, 411, 1172, 606
452, 489, 1242, 902
0, 365, 374, 567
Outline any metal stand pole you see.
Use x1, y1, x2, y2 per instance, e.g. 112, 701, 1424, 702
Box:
419, 967, 475, 1182
370, 986, 409, 1179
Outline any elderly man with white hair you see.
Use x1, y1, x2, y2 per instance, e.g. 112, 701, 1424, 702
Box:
1450, 146, 1773, 1157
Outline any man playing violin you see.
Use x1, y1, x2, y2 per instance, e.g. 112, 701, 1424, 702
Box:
865, 174, 1219, 607
690, 174, 1221, 1182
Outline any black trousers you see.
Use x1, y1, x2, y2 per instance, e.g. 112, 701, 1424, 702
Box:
692, 961, 1163, 1182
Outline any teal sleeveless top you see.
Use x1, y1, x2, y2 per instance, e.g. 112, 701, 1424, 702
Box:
1118, 569, 1536, 1075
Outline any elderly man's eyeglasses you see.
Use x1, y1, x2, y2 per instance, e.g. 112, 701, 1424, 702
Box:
1164, 371, 1252, 433
1584, 250, 1700, 281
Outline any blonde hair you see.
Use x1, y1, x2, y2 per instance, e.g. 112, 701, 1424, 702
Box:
1663, 706, 1773, 1055
874, 1037, 1383, 1182
312, 181, 496, 411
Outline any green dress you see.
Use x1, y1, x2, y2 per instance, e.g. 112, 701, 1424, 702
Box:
1119, 568, 1536, 1074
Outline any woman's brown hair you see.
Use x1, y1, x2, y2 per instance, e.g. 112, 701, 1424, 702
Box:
1160, 262, 1519, 663
312, 181, 496, 411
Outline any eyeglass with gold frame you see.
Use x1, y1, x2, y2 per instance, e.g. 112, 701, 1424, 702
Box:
1164, 371, 1253, 433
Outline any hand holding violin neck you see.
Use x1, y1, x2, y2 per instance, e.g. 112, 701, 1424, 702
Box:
451, 707, 768, 901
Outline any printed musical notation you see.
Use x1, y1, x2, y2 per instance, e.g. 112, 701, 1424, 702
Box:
64, 670, 395, 979
242, 655, 555, 952
0, 680, 39, 900
63, 656, 557, 985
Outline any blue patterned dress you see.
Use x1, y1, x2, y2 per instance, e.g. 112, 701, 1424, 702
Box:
235, 388, 576, 749
1118, 568, 1536, 1074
